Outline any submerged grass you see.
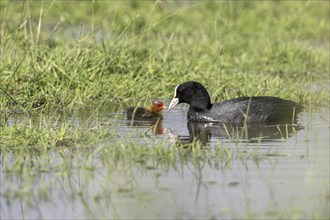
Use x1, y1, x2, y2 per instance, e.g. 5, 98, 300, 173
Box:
0, 137, 257, 219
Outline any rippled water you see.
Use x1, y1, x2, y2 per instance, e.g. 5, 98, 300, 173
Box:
1, 105, 329, 219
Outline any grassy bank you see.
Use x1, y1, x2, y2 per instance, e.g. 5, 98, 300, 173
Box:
0, 1, 329, 114
0, 0, 329, 150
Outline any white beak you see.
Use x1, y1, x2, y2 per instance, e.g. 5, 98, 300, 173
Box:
168, 98, 179, 110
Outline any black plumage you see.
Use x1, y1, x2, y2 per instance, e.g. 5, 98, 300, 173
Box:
169, 81, 303, 124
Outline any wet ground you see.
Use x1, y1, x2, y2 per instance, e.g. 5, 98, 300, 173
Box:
1, 105, 329, 219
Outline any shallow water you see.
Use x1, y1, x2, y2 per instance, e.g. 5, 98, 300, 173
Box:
1, 105, 329, 219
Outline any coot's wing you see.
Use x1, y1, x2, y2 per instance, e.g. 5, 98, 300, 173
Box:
211, 98, 253, 124
212, 97, 303, 124
248, 97, 303, 123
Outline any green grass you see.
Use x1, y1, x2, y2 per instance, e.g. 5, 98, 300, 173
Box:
0, 1, 329, 113
0, 0, 328, 175
1, 0, 327, 148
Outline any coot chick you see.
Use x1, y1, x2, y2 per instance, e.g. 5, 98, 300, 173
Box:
127, 100, 165, 120
168, 81, 303, 124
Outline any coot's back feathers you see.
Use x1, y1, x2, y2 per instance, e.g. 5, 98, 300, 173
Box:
169, 81, 303, 124
189, 96, 303, 124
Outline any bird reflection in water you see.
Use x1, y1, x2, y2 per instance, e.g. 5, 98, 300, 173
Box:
169, 119, 304, 147
126, 118, 165, 135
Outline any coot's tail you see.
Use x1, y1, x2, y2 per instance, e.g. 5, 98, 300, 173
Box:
265, 100, 304, 124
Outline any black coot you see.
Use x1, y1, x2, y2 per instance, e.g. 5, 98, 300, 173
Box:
168, 81, 303, 124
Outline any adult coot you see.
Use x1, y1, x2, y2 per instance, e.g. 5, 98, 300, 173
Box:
127, 100, 165, 120
168, 81, 303, 124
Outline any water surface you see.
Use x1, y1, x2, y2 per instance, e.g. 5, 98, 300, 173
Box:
1, 105, 329, 219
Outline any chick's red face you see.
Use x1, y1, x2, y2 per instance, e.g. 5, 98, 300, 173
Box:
152, 100, 165, 111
